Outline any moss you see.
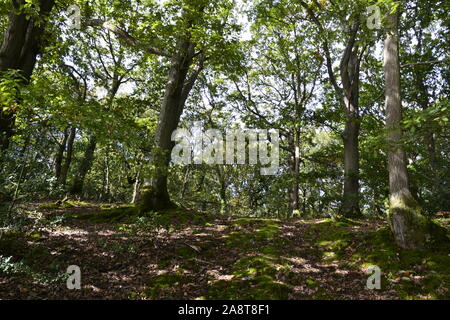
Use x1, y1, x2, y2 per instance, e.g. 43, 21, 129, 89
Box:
233, 255, 277, 278
330, 216, 363, 226
388, 194, 449, 249
143, 272, 189, 299
175, 246, 198, 259
255, 222, 279, 240
38, 203, 62, 210
157, 259, 171, 269
306, 279, 319, 287
225, 219, 281, 251
206, 277, 290, 300
395, 273, 449, 300
299, 218, 449, 299
313, 287, 333, 299
159, 208, 213, 227
225, 231, 254, 249
29, 232, 42, 240
308, 220, 355, 263
69, 206, 138, 223
233, 218, 255, 227
341, 224, 450, 299
310, 221, 353, 240
207, 228, 290, 300
315, 218, 362, 228
38, 200, 91, 210
317, 239, 349, 251
262, 246, 278, 255
322, 251, 338, 261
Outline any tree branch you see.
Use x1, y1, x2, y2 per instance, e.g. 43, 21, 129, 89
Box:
85, 19, 172, 57
401, 59, 450, 68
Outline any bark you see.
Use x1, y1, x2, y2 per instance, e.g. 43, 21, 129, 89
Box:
103, 147, 111, 201
384, 10, 446, 249
54, 128, 69, 182
288, 133, 300, 216
338, 22, 362, 218
0, 0, 55, 150
71, 135, 97, 196
131, 170, 141, 204
340, 106, 361, 217
58, 127, 76, 185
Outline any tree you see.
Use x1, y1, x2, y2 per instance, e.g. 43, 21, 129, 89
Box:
383, 3, 445, 249
0, 0, 55, 150
299, 0, 369, 218
85, 0, 242, 211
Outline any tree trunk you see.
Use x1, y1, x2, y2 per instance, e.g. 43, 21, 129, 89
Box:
338, 22, 362, 218
340, 113, 361, 217
59, 127, 76, 185
131, 170, 141, 204
384, 10, 445, 249
71, 135, 97, 196
288, 133, 300, 216
103, 147, 111, 202
139, 39, 200, 212
0, 0, 55, 150
54, 128, 69, 182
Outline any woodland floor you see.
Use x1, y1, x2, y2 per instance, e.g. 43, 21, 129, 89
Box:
0, 202, 449, 300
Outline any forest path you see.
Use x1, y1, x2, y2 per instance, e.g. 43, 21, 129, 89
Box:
0, 203, 448, 299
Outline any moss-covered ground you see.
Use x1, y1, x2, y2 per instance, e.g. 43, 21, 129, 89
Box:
0, 203, 448, 299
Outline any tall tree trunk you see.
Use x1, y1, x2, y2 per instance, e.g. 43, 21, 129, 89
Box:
59, 126, 76, 185
299, 2, 363, 218
0, 0, 55, 150
340, 99, 361, 218
54, 128, 69, 182
139, 39, 202, 212
288, 133, 300, 216
338, 22, 362, 218
103, 147, 111, 202
384, 10, 445, 249
71, 135, 97, 196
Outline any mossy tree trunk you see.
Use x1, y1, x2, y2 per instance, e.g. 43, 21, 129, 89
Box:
383, 9, 445, 249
